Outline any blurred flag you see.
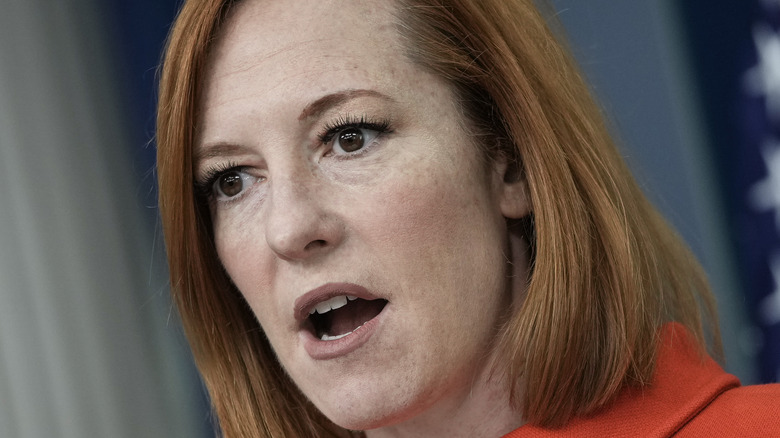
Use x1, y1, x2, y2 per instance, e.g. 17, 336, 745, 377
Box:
736, 0, 780, 383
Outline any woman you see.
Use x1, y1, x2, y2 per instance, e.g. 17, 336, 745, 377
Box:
156, 0, 779, 436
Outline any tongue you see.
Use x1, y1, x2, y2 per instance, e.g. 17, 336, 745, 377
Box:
327, 299, 386, 336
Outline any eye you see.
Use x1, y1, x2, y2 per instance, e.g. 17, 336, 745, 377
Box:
331, 126, 381, 155
212, 168, 258, 200
318, 116, 392, 157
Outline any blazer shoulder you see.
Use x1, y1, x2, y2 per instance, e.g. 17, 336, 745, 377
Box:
677, 383, 780, 436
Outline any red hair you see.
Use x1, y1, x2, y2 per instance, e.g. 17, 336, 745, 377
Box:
157, 0, 719, 434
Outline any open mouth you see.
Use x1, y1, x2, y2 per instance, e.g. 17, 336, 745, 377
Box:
305, 295, 388, 341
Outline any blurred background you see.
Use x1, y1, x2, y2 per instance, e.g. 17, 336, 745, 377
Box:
0, 0, 777, 436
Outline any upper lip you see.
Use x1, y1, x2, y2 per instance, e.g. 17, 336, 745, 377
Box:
294, 282, 379, 324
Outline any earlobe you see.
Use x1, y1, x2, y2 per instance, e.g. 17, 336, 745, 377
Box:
500, 178, 531, 219
495, 158, 532, 219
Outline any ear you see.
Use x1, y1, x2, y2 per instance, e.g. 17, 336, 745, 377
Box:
493, 157, 532, 219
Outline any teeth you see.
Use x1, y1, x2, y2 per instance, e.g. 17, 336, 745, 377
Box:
319, 323, 365, 341
320, 332, 351, 341
309, 295, 350, 315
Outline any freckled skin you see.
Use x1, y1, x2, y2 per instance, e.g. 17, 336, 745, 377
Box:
197, 0, 531, 436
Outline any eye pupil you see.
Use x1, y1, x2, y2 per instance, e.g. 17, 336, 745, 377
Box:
218, 172, 243, 197
338, 128, 364, 152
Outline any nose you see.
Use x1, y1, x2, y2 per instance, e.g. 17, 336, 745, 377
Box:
264, 172, 343, 261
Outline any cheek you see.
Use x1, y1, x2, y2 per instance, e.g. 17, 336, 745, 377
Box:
378, 181, 460, 250
212, 210, 279, 323
214, 216, 259, 283
360, 158, 504, 286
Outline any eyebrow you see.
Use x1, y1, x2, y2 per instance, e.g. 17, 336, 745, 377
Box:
298, 89, 394, 120
194, 142, 254, 165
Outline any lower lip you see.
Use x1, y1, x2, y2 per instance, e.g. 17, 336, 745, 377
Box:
300, 304, 387, 360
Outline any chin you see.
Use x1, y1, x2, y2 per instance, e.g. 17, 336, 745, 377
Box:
328, 411, 392, 432
322, 404, 409, 433
307, 380, 425, 432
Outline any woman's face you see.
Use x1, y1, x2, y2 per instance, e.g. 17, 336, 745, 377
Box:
197, 0, 530, 431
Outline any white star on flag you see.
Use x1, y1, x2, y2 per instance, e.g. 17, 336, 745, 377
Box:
749, 139, 780, 229
744, 23, 780, 121
762, 253, 780, 325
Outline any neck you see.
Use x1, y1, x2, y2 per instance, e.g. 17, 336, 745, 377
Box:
364, 365, 524, 438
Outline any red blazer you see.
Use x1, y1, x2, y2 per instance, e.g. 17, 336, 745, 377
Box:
504, 323, 780, 437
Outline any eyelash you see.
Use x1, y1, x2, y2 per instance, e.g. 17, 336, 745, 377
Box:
194, 160, 242, 201
317, 115, 393, 154
194, 115, 394, 201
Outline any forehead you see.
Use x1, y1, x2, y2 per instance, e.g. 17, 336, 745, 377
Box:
196, 0, 429, 143
203, 0, 403, 98
218, 0, 398, 49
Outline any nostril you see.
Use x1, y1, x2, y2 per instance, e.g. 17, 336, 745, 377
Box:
304, 239, 327, 251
